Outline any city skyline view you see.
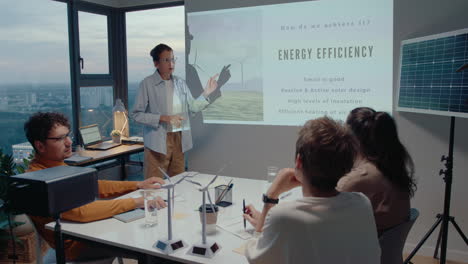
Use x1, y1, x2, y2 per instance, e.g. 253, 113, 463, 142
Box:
0, 81, 153, 155
0, 0, 185, 155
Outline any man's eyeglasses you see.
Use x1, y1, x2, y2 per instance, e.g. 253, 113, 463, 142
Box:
46, 132, 73, 142
159, 57, 177, 63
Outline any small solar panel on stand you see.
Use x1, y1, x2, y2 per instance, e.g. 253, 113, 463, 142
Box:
398, 28, 468, 264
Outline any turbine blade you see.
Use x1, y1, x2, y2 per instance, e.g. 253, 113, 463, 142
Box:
158, 167, 172, 183
186, 179, 202, 187
206, 174, 219, 188
216, 163, 229, 175
175, 176, 186, 185
186, 172, 199, 178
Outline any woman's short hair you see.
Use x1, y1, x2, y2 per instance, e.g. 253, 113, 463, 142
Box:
150, 43, 173, 62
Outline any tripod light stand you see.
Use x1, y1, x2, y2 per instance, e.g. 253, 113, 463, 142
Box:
396, 27, 468, 263
404, 116, 468, 264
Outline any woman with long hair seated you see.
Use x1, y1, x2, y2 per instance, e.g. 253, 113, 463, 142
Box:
337, 107, 417, 235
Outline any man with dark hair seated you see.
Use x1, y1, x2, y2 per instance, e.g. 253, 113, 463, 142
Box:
244, 117, 381, 264
24, 112, 166, 262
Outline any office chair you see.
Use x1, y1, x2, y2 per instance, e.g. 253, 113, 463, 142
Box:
34, 221, 125, 264
379, 208, 419, 264
27, 216, 123, 264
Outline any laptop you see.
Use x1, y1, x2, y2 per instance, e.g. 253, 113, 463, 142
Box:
79, 124, 121, 150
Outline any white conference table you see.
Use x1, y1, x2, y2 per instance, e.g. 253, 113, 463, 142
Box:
46, 172, 301, 264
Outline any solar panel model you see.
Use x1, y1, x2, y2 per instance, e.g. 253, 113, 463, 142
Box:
397, 28, 468, 118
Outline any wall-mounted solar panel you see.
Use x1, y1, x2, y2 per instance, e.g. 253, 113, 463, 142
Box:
397, 28, 468, 118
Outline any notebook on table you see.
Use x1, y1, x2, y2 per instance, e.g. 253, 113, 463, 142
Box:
121, 136, 144, 145
64, 154, 93, 164
113, 209, 145, 223
79, 124, 121, 150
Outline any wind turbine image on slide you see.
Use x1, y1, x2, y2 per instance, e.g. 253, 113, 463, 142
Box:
235, 56, 247, 90
231, 46, 259, 91
191, 49, 206, 74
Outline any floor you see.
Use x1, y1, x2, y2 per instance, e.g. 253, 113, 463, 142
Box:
110, 255, 468, 264
403, 254, 468, 264
14, 254, 464, 264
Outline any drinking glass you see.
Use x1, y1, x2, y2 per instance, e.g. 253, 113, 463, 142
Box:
263, 166, 278, 193
144, 190, 158, 227
267, 166, 279, 184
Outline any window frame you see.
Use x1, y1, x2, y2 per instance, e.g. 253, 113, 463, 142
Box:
66, 0, 184, 144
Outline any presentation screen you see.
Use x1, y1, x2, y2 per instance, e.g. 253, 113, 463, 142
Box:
186, 0, 393, 126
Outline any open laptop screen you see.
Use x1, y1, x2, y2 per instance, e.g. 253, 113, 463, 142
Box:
80, 125, 102, 145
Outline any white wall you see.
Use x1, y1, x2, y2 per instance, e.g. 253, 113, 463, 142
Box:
394, 0, 468, 261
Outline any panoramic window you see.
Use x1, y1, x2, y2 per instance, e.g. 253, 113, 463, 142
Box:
126, 6, 185, 136
80, 86, 114, 138
78, 11, 110, 74
0, 0, 70, 159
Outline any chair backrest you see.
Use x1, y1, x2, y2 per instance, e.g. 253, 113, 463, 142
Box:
379, 208, 419, 264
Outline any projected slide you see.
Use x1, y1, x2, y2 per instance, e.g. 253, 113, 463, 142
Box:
187, 0, 393, 125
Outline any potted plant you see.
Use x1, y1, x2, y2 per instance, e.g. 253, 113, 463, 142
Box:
0, 148, 38, 262
0, 149, 29, 235
110, 130, 121, 143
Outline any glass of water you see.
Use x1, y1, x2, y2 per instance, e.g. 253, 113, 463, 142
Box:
267, 166, 279, 183
264, 166, 278, 193
144, 190, 158, 227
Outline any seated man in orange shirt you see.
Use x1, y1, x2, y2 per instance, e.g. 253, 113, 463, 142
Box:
24, 112, 167, 262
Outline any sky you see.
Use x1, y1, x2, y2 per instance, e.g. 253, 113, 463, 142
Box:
0, 0, 69, 84
0, 0, 184, 85
188, 9, 262, 85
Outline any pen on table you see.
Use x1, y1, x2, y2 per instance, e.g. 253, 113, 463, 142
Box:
243, 199, 246, 230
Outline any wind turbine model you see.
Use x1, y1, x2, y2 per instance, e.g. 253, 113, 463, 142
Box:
153, 168, 192, 254
186, 173, 222, 258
